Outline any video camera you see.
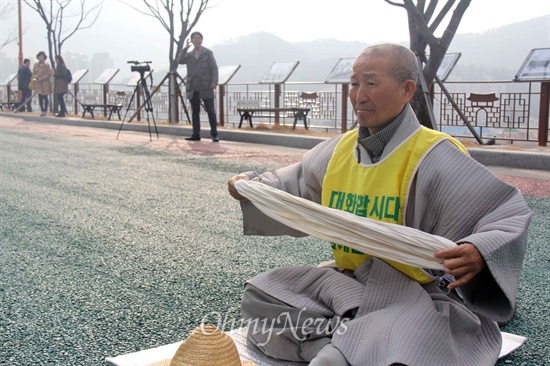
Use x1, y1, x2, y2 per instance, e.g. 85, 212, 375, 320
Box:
127, 60, 152, 73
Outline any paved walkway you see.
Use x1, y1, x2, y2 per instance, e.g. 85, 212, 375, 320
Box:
0, 115, 549, 365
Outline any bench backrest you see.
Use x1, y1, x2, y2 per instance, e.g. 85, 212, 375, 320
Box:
237, 99, 260, 109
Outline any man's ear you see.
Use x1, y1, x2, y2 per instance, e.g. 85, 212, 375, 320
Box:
402, 80, 416, 102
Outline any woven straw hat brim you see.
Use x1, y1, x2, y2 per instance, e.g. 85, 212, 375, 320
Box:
148, 358, 256, 366
147, 324, 256, 366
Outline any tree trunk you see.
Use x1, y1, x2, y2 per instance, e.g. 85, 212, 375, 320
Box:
410, 88, 433, 129
168, 70, 178, 124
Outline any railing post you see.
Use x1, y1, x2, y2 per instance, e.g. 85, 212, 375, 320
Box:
7, 84, 12, 105
274, 84, 281, 125
137, 85, 142, 122
341, 83, 349, 133
103, 84, 109, 117
219, 84, 225, 127
73, 83, 79, 115
538, 82, 549, 147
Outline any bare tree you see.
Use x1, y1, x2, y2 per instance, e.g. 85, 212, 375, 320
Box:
122, 0, 210, 123
385, 0, 471, 129
23, 0, 104, 69
0, 2, 17, 50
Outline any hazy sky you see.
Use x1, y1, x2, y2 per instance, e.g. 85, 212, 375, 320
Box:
1, 0, 549, 70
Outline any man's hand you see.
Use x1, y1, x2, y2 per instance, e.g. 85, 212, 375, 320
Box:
211, 83, 217, 89
434, 243, 486, 290
227, 174, 249, 201
185, 38, 191, 48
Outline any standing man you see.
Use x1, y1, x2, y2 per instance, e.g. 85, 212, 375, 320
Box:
17, 58, 33, 112
178, 31, 219, 142
228, 44, 531, 365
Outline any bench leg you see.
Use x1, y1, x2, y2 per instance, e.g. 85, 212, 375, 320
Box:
238, 115, 244, 128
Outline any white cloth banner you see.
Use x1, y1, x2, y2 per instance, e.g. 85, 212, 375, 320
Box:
234, 179, 457, 270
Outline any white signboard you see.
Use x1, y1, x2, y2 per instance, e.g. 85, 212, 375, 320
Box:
515, 48, 550, 81
437, 53, 461, 81
325, 57, 355, 84
70, 69, 89, 84
260, 61, 299, 84
2, 73, 17, 86
94, 68, 119, 85
218, 65, 241, 85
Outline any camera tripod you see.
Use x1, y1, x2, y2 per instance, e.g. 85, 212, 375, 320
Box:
117, 62, 159, 141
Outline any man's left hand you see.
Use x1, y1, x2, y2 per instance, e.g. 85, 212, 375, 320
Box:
434, 243, 485, 290
211, 83, 217, 89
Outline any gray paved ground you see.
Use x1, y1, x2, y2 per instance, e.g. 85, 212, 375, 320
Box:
0, 121, 549, 365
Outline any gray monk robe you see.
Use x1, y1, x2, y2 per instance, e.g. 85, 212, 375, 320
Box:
238, 105, 531, 366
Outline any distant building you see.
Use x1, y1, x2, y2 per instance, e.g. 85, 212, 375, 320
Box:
0, 52, 18, 85
64, 51, 92, 83
91, 52, 114, 83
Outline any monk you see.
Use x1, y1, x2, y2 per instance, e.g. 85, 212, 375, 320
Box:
228, 44, 531, 366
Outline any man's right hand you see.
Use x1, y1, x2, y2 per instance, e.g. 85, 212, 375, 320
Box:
185, 39, 191, 48
227, 174, 249, 201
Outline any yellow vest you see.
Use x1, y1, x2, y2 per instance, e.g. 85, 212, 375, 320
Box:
322, 126, 467, 284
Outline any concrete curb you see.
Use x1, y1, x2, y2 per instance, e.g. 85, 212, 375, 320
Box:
469, 148, 549, 171
2, 112, 549, 171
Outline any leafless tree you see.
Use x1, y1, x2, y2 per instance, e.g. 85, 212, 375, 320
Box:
122, 0, 210, 123
0, 2, 17, 50
23, 0, 104, 69
385, 0, 471, 129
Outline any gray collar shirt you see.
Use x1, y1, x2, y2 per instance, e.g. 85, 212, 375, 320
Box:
356, 107, 407, 163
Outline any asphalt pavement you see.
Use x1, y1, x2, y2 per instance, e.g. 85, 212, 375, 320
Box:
0, 115, 549, 365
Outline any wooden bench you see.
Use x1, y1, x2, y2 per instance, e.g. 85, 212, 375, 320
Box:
81, 104, 124, 120
0, 102, 19, 111
236, 101, 310, 130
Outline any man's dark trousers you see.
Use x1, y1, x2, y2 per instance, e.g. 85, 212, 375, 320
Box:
20, 88, 32, 112
190, 91, 218, 138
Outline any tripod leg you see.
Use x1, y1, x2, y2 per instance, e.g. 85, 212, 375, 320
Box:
128, 73, 168, 123
140, 77, 159, 141
176, 74, 191, 124
14, 92, 37, 113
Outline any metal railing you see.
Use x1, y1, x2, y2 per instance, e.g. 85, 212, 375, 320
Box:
432, 81, 544, 144
2, 79, 548, 145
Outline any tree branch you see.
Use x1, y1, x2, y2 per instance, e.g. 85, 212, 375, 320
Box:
403, 0, 438, 47
423, 0, 438, 24
428, 0, 455, 32
384, 0, 405, 8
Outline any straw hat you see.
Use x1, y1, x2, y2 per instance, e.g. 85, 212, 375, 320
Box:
149, 324, 255, 366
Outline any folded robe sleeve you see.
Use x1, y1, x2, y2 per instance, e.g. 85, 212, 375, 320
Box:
407, 140, 531, 322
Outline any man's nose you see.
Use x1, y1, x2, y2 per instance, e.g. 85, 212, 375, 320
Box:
355, 85, 370, 103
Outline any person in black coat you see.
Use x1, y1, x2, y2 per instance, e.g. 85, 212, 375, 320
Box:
18, 58, 33, 112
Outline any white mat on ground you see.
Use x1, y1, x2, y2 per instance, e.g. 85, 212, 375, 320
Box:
105, 328, 526, 365
234, 179, 456, 270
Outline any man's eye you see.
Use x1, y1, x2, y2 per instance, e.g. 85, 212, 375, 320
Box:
351, 82, 359, 87
367, 82, 375, 86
